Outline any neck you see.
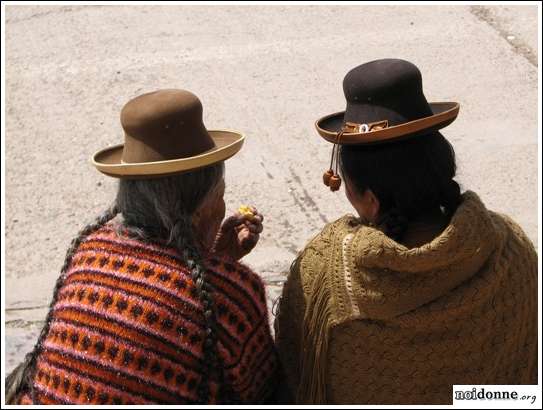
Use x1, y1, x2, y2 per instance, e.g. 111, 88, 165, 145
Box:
402, 208, 449, 248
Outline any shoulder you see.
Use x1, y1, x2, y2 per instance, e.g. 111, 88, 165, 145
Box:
206, 254, 265, 289
293, 215, 361, 287
489, 211, 537, 258
307, 214, 360, 247
81, 222, 183, 261
204, 254, 267, 312
71, 222, 193, 286
278, 215, 362, 328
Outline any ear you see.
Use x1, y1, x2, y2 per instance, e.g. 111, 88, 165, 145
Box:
192, 206, 203, 227
365, 189, 381, 221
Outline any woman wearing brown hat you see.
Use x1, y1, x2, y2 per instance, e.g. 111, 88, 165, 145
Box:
274, 59, 538, 404
7, 89, 279, 404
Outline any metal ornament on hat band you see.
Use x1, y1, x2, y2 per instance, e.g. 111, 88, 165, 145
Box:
342, 119, 389, 134
322, 119, 389, 192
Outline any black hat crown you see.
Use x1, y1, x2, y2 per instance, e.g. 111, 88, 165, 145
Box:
343, 58, 434, 127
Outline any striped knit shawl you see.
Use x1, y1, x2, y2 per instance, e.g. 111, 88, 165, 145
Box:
276, 191, 538, 404
22, 223, 278, 404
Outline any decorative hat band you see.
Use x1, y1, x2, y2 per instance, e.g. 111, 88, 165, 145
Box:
342, 120, 389, 134
322, 119, 390, 192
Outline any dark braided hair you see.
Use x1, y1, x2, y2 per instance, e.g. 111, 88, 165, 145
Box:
340, 131, 462, 242
116, 164, 234, 404
13, 205, 120, 404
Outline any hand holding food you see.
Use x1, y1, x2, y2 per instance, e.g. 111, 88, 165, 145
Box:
213, 205, 264, 260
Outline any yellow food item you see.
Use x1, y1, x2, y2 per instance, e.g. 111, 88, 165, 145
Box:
238, 205, 254, 217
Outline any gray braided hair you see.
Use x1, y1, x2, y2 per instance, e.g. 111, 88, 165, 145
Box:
12, 204, 120, 404
8, 164, 229, 404
116, 164, 233, 403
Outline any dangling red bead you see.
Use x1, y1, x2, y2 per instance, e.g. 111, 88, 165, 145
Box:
323, 169, 334, 186
329, 174, 341, 191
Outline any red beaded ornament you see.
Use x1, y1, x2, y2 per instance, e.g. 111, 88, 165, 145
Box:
323, 131, 344, 192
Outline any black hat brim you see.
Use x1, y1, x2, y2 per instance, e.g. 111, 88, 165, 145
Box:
316, 102, 460, 145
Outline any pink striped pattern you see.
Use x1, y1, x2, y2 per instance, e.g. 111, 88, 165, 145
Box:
19, 223, 279, 404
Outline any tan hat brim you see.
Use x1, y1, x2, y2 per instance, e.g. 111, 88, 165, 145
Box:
316, 102, 460, 144
92, 130, 244, 178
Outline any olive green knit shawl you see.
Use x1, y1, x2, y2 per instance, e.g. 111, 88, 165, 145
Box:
275, 191, 538, 404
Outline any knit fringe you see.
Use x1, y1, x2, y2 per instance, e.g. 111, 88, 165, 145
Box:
5, 352, 33, 404
296, 266, 332, 404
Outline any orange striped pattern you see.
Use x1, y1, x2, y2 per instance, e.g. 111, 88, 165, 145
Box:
19, 224, 279, 404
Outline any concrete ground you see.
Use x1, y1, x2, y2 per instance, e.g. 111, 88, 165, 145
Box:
3, 5, 539, 374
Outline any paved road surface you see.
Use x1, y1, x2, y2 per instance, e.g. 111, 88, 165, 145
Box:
4, 4, 539, 373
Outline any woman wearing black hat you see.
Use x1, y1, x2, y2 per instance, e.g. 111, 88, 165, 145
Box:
274, 59, 538, 404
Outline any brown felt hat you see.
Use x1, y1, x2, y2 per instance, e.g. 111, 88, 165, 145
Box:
92, 89, 244, 178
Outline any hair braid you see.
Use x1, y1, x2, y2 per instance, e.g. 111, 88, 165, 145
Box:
377, 207, 409, 242
20, 205, 120, 404
115, 163, 232, 403
440, 179, 462, 217
122, 217, 237, 403
169, 217, 235, 403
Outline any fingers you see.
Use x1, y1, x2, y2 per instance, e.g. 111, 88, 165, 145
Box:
235, 222, 262, 235
239, 229, 259, 251
246, 221, 263, 234
249, 206, 264, 223
238, 213, 262, 226
249, 214, 263, 225
220, 214, 245, 231
241, 236, 258, 251
229, 212, 263, 228
220, 207, 264, 245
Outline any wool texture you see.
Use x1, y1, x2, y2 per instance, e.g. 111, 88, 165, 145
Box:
275, 191, 538, 404
19, 223, 279, 405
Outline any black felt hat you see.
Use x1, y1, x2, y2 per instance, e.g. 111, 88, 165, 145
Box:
316, 59, 459, 145
318, 59, 460, 191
